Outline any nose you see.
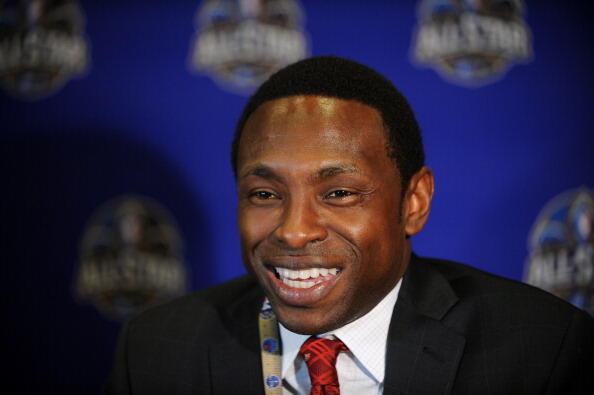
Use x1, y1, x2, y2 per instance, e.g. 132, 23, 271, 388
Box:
273, 198, 327, 249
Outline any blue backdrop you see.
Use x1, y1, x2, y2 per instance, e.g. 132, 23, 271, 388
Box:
1, 1, 593, 393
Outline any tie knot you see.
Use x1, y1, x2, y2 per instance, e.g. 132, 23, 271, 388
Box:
299, 336, 348, 394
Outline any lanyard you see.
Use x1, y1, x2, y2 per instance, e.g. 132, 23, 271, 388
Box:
259, 298, 283, 394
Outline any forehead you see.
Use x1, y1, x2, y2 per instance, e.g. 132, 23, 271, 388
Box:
238, 95, 391, 173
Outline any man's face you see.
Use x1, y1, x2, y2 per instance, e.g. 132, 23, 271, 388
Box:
237, 95, 415, 334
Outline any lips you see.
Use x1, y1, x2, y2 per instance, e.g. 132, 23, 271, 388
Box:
264, 262, 343, 306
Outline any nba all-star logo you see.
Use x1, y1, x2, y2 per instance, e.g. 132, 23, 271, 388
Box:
524, 189, 594, 316
74, 196, 187, 320
412, 0, 532, 86
0, 0, 90, 100
189, 0, 308, 93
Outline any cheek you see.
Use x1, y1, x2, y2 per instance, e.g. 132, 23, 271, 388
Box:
326, 204, 403, 273
326, 203, 400, 248
238, 206, 279, 250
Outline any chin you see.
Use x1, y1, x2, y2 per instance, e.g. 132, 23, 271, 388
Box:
274, 305, 344, 335
279, 319, 330, 335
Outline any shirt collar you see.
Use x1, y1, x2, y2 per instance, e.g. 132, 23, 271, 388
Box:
279, 279, 402, 383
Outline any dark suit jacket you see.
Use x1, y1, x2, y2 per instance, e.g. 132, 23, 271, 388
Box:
106, 255, 594, 394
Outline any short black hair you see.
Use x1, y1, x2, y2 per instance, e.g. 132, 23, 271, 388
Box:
231, 55, 424, 189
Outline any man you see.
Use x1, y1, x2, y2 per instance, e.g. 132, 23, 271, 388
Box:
106, 56, 593, 394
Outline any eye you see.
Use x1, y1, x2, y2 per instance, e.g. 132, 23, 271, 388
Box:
326, 190, 354, 199
253, 191, 275, 199
324, 188, 368, 206
247, 190, 281, 205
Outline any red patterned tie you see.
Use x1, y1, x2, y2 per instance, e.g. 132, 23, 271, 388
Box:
299, 336, 348, 395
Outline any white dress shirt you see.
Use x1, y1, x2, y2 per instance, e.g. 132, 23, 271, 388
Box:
279, 279, 402, 395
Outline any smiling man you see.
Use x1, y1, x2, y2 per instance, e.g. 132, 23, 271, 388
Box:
107, 56, 593, 395
236, 94, 425, 336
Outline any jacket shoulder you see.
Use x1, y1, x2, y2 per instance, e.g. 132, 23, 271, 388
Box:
412, 256, 594, 392
416, 256, 593, 329
106, 277, 264, 393
125, 274, 263, 341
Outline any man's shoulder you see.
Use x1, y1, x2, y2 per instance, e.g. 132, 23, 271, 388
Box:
421, 255, 569, 302
125, 274, 263, 340
415, 255, 592, 328
408, 256, 594, 393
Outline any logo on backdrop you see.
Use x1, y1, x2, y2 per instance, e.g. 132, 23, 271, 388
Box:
74, 195, 187, 320
188, 0, 308, 93
524, 188, 594, 316
0, 0, 90, 100
411, 0, 532, 87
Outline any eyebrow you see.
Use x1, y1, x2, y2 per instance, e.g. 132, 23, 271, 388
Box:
240, 166, 284, 183
240, 163, 362, 184
311, 164, 362, 183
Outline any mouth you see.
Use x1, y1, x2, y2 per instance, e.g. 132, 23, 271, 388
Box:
273, 266, 341, 288
264, 263, 343, 306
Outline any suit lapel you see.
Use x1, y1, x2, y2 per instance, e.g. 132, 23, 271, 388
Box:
209, 284, 266, 395
383, 255, 465, 395
208, 332, 263, 394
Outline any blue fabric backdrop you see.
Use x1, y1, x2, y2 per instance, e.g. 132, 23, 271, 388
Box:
1, 1, 593, 393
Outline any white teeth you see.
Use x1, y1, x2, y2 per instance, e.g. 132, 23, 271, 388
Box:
284, 279, 316, 289
289, 270, 300, 279
275, 267, 340, 288
276, 267, 290, 278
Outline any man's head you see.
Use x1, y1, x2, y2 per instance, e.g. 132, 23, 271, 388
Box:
234, 56, 434, 334
232, 56, 425, 190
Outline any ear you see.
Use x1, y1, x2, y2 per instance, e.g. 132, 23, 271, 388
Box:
403, 166, 434, 236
